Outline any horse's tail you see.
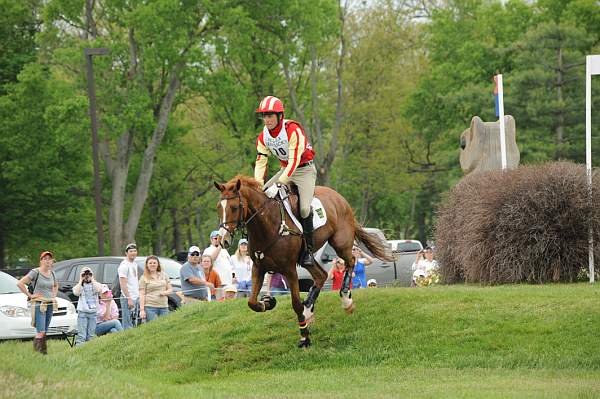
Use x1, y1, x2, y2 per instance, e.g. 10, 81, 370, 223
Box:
354, 225, 394, 261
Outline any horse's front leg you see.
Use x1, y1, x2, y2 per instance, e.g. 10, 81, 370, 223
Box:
247, 264, 270, 312
284, 269, 311, 348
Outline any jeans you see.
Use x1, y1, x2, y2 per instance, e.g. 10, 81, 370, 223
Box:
33, 303, 53, 334
237, 280, 252, 297
96, 319, 123, 336
145, 306, 169, 322
76, 311, 96, 345
120, 296, 139, 329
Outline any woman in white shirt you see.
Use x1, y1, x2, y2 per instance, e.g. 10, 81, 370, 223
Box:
231, 239, 253, 297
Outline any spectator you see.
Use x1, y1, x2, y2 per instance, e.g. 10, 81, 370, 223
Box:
201, 255, 222, 301
16, 251, 58, 354
266, 272, 289, 296
351, 245, 374, 289
231, 238, 252, 297
203, 231, 235, 286
221, 284, 238, 301
327, 257, 351, 291
73, 267, 103, 345
180, 246, 208, 303
367, 278, 378, 288
411, 246, 439, 286
118, 242, 140, 329
96, 284, 123, 336
139, 255, 172, 322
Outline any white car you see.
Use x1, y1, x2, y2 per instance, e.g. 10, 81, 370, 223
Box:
0, 271, 77, 339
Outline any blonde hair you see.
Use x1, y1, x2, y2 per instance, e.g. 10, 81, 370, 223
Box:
234, 244, 249, 262
201, 255, 213, 271
144, 255, 162, 279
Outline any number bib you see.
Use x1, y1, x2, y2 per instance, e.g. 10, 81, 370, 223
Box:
262, 119, 292, 161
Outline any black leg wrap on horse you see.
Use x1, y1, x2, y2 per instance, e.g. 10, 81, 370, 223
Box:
260, 294, 277, 311
298, 315, 311, 348
300, 211, 314, 266
303, 285, 321, 308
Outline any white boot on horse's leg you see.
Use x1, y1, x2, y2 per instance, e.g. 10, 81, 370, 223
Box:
341, 293, 355, 314
303, 304, 315, 324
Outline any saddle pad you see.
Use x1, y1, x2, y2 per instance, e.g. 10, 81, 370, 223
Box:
282, 196, 327, 233
311, 198, 327, 230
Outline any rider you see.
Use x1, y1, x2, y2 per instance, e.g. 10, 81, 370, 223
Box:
254, 95, 317, 266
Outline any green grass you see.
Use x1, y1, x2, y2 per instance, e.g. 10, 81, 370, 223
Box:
2, 284, 600, 398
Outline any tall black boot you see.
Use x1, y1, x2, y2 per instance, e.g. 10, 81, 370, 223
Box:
301, 212, 314, 266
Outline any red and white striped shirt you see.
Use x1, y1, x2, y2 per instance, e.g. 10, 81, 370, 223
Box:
254, 119, 315, 186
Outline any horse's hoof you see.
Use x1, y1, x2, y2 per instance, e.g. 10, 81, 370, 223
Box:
344, 302, 355, 314
298, 337, 311, 348
260, 294, 277, 311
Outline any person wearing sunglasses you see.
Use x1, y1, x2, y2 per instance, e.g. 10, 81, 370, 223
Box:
73, 266, 102, 345
180, 246, 209, 303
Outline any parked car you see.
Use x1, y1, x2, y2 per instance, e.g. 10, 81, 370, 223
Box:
296, 228, 415, 292
0, 271, 78, 340
52, 256, 183, 312
388, 239, 423, 253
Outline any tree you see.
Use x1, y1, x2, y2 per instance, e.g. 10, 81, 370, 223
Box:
0, 64, 91, 267
41, 0, 230, 254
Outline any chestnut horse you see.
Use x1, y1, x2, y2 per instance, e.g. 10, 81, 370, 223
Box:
214, 175, 390, 347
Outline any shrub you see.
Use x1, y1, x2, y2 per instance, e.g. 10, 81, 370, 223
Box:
434, 162, 600, 284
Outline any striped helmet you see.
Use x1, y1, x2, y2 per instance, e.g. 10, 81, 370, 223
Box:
256, 96, 284, 113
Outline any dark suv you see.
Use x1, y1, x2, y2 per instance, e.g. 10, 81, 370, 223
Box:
52, 256, 183, 311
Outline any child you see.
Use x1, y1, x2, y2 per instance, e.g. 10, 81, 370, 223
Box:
73, 267, 102, 345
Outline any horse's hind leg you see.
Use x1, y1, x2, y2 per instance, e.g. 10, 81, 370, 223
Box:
283, 268, 312, 348
300, 263, 328, 324
340, 265, 356, 314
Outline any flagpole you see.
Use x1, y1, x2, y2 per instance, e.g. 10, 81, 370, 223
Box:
496, 74, 507, 171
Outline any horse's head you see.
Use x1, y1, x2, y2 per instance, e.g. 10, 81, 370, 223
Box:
214, 179, 245, 249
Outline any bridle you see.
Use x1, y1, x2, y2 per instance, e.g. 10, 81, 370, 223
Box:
218, 190, 274, 238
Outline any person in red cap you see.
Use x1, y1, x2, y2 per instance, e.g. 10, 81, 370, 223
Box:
16, 251, 58, 354
254, 96, 317, 266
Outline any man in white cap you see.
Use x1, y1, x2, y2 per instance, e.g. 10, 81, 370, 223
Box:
180, 245, 208, 302
203, 231, 234, 286
118, 243, 139, 329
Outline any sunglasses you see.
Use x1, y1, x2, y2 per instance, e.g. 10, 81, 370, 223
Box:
189, 252, 200, 256
82, 271, 93, 277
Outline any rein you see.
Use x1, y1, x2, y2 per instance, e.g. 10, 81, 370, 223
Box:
219, 187, 302, 253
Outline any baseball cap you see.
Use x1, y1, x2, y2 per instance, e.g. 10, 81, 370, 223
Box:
100, 284, 111, 293
81, 266, 93, 276
224, 284, 237, 293
210, 230, 221, 239
39, 251, 54, 260
239, 238, 248, 245
188, 245, 201, 254
125, 243, 137, 252
367, 278, 377, 286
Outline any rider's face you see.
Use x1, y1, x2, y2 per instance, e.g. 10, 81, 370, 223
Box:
262, 113, 278, 130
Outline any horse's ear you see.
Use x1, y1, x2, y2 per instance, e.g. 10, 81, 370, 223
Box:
235, 179, 242, 192
214, 181, 224, 192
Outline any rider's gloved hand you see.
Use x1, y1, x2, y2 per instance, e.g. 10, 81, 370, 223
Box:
264, 184, 280, 198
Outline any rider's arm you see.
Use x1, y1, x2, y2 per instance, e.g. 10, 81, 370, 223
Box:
278, 124, 306, 185
254, 134, 270, 187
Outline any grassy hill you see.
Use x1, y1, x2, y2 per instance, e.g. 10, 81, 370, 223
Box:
2, 284, 600, 398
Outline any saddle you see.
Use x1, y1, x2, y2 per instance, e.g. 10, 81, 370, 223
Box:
273, 184, 327, 236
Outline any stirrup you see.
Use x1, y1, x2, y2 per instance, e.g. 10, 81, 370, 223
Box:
301, 251, 314, 266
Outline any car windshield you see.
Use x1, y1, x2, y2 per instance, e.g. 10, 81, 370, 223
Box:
135, 257, 181, 280
395, 242, 422, 252
0, 272, 21, 294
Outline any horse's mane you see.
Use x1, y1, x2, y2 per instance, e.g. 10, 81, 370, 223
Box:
227, 175, 263, 191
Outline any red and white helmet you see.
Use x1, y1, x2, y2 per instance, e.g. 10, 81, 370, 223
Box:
256, 96, 284, 113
